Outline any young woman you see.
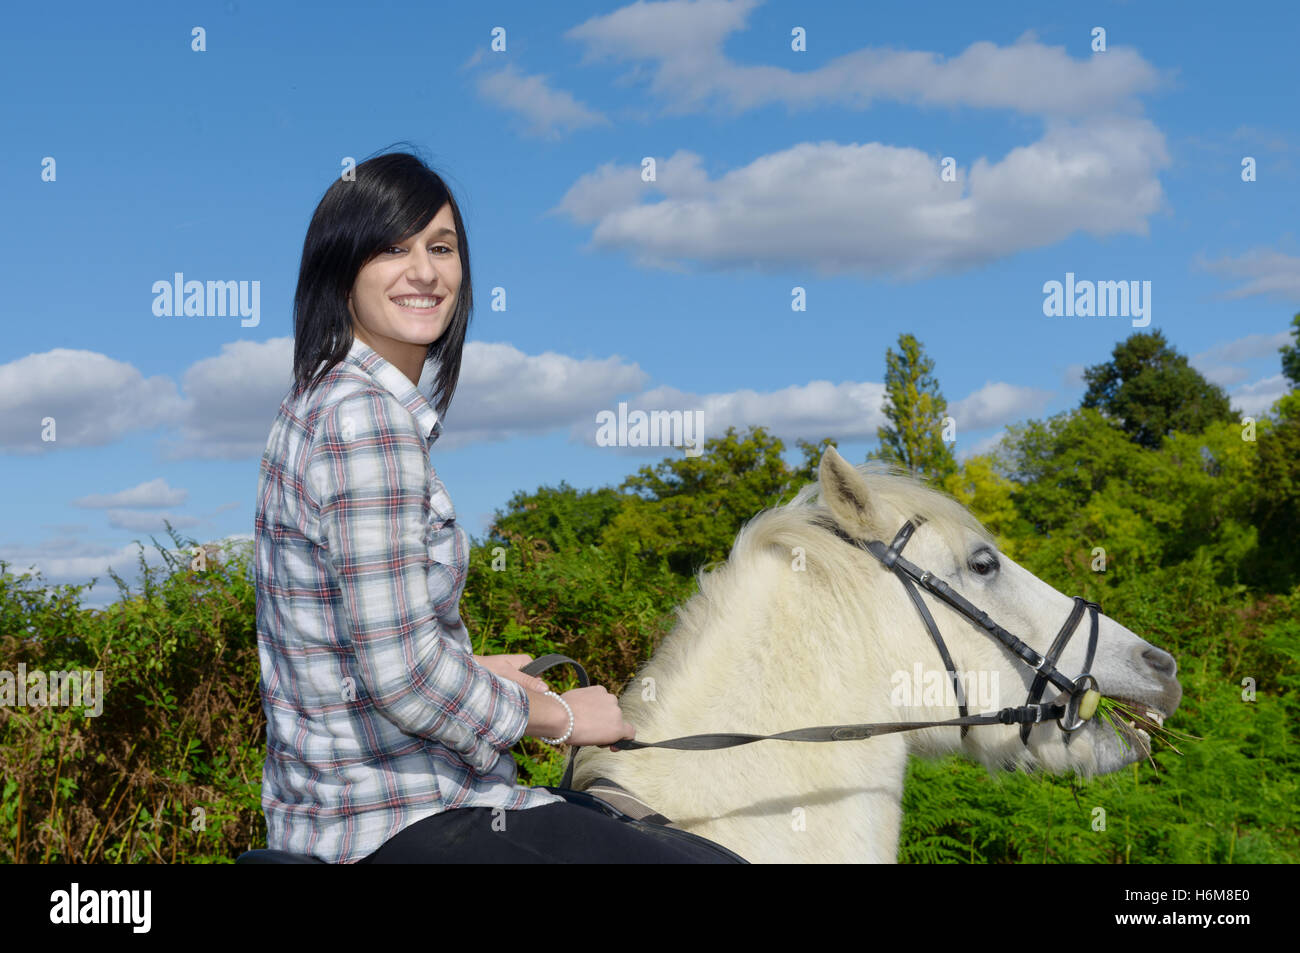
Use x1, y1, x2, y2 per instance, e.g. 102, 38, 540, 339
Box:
254, 149, 742, 863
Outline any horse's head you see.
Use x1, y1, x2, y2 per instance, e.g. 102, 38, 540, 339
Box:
815, 446, 1181, 777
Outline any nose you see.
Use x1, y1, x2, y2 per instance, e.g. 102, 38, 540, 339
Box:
407, 248, 439, 286
1140, 645, 1177, 678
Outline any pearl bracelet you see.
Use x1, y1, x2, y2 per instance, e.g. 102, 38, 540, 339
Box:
539, 690, 574, 746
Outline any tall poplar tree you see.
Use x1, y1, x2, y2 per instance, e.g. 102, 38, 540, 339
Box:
874, 333, 958, 481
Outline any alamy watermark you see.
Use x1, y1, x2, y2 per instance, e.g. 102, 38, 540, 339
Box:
1042, 272, 1150, 327
49, 883, 150, 932
890, 663, 1001, 709
152, 272, 260, 327
0, 664, 104, 717
595, 401, 704, 457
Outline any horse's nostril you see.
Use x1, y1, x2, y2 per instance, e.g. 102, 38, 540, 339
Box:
1142, 646, 1177, 677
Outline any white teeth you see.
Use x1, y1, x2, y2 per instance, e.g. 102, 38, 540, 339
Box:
1147, 711, 1164, 726
393, 297, 440, 308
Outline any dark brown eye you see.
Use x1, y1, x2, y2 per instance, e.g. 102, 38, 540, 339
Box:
968, 549, 999, 576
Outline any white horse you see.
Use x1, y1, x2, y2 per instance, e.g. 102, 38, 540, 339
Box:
571, 446, 1182, 863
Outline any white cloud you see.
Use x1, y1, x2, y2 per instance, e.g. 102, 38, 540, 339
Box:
1229, 374, 1290, 417
555, 117, 1169, 279
1191, 329, 1294, 389
0, 349, 185, 454
475, 7, 1174, 276
567, 376, 1055, 456
571, 378, 887, 453
0, 538, 159, 585
73, 478, 189, 509
158, 337, 296, 460
0, 339, 1073, 489
163, 338, 651, 455
1198, 249, 1300, 302
1, 339, 652, 460
474, 62, 610, 138
950, 381, 1054, 430
565, 7, 1164, 118
437, 342, 651, 448
1193, 330, 1292, 365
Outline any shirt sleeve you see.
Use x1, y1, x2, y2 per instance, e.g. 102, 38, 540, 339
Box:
306, 388, 530, 771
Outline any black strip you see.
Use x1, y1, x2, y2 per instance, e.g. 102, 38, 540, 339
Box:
1022, 596, 1086, 744
896, 573, 971, 737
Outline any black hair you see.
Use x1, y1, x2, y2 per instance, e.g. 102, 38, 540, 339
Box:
291, 144, 473, 418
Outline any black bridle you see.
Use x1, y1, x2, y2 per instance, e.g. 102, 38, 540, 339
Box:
829, 518, 1102, 747
522, 516, 1103, 788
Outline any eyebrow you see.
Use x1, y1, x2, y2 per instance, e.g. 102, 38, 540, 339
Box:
396, 227, 457, 243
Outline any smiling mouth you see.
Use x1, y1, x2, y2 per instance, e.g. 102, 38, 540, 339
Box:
390, 296, 443, 312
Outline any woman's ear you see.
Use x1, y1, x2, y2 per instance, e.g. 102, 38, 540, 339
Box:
818, 445, 884, 539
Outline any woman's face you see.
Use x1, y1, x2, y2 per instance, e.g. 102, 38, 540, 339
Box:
347, 202, 462, 373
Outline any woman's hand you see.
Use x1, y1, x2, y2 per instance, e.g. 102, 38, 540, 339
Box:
561, 685, 637, 749
523, 685, 636, 749
474, 653, 549, 694
479, 653, 635, 749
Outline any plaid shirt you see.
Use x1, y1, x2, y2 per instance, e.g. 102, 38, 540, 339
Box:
254, 337, 561, 863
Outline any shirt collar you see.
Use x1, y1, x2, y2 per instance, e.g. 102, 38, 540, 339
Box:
343, 337, 444, 444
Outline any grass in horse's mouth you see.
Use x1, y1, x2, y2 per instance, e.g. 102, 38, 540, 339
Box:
1094, 695, 1197, 769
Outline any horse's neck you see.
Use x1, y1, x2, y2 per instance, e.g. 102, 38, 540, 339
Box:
570, 546, 920, 862
624, 554, 810, 733
575, 549, 903, 780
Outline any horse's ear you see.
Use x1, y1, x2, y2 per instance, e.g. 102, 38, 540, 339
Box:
818, 446, 884, 538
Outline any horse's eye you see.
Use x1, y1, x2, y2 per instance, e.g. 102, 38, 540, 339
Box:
968, 549, 1000, 576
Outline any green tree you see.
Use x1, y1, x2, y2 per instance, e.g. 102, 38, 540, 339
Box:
600, 426, 793, 576
1251, 397, 1300, 589
941, 453, 1019, 554
997, 406, 1262, 590
1280, 312, 1300, 389
1081, 330, 1234, 449
1245, 319, 1300, 588
489, 482, 624, 554
873, 334, 957, 481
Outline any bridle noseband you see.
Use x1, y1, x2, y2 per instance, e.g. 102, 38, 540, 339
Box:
831, 517, 1102, 746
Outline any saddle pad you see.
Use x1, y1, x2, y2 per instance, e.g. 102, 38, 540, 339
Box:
581, 777, 677, 827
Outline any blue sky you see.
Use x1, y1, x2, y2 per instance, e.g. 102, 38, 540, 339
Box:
2, 0, 1296, 610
